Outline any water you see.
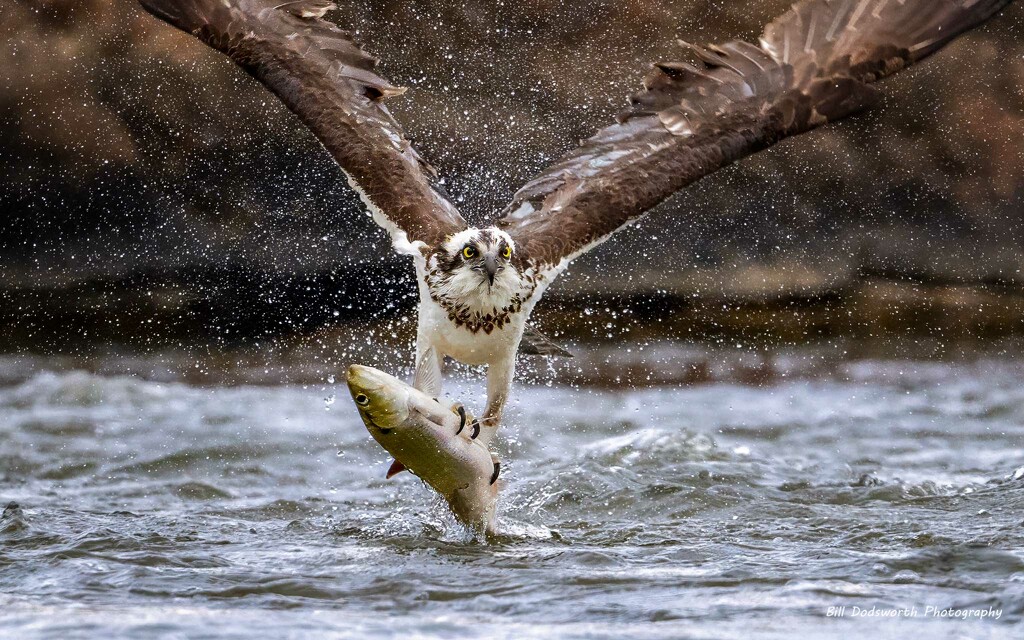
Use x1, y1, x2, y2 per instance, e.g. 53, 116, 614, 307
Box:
1, 353, 1023, 639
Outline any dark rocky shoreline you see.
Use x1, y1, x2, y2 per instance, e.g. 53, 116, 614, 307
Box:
4, 269, 1024, 388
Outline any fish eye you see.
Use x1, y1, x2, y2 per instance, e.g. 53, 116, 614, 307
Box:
355, 394, 369, 406
502, 245, 512, 259
462, 245, 476, 259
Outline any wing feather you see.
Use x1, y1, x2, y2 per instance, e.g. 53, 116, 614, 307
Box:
497, 0, 1014, 275
138, 0, 466, 250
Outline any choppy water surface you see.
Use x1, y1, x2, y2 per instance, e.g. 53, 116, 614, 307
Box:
1, 352, 1023, 639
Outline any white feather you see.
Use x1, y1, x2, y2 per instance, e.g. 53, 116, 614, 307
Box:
342, 169, 427, 259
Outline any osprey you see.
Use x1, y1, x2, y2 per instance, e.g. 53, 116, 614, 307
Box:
139, 0, 1013, 444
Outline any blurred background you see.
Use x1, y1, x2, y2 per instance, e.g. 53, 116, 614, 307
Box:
2, 0, 1023, 383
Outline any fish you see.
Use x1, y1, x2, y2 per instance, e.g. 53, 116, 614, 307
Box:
346, 364, 501, 533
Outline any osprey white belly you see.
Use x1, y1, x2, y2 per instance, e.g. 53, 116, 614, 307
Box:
420, 297, 526, 366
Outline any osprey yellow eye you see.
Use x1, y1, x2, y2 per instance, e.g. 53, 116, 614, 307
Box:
355, 394, 369, 406
462, 246, 476, 259
502, 245, 512, 259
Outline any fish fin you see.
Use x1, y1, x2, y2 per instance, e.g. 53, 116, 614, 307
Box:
385, 458, 407, 479
518, 324, 573, 358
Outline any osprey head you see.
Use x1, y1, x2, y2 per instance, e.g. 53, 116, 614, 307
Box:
440, 227, 517, 288
426, 227, 533, 332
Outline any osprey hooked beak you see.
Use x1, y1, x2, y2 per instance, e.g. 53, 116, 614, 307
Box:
483, 254, 499, 285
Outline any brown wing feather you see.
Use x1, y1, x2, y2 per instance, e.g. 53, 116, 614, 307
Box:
497, 0, 1014, 274
138, 0, 466, 249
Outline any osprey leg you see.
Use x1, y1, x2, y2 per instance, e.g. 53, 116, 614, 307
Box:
480, 356, 515, 440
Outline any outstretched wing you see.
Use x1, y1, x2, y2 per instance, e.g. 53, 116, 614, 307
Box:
497, 0, 1013, 275
139, 0, 466, 251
